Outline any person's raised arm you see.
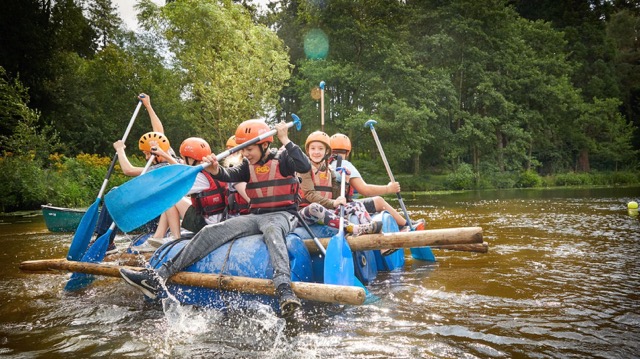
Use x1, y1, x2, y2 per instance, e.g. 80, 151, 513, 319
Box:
139, 93, 164, 134
113, 140, 144, 176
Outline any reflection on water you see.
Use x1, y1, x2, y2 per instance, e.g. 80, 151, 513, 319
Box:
1, 187, 639, 358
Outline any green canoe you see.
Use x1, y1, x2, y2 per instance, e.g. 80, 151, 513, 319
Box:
41, 204, 87, 232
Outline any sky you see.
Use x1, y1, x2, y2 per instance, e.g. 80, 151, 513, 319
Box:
112, 0, 164, 30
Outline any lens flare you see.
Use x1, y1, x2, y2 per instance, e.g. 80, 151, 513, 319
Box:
304, 28, 329, 60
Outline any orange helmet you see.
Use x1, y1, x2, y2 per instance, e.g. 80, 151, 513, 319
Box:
305, 131, 331, 154
180, 137, 211, 161
329, 133, 351, 154
235, 119, 272, 145
226, 135, 237, 149
139, 132, 171, 152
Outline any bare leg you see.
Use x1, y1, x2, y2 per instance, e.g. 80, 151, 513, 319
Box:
373, 196, 406, 226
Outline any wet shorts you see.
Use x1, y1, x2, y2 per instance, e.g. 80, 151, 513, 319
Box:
181, 206, 207, 233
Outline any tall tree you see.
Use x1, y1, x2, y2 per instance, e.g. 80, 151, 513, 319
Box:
138, 0, 292, 147
86, 0, 123, 49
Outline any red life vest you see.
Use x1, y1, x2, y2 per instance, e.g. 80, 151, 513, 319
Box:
227, 183, 250, 215
298, 166, 333, 208
191, 171, 228, 216
246, 152, 299, 211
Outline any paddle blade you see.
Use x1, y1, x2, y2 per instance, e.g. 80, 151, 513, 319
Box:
64, 228, 113, 291
105, 164, 201, 232
67, 198, 101, 261
64, 273, 96, 292
324, 233, 356, 286
410, 247, 436, 262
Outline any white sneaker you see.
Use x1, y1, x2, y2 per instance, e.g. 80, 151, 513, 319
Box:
146, 236, 176, 247
130, 242, 158, 253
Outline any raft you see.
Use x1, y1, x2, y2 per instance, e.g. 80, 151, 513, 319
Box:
20, 211, 486, 312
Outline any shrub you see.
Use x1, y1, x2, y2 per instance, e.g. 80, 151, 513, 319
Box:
517, 170, 543, 188
0, 154, 48, 211
444, 163, 475, 190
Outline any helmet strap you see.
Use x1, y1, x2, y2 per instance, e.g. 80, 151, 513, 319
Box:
257, 143, 269, 164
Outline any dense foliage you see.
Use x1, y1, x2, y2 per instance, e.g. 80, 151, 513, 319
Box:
1, 0, 639, 210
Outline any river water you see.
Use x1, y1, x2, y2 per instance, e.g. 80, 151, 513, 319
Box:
1, 187, 639, 358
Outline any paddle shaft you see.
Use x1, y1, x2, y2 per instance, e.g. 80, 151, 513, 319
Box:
203, 118, 300, 170
366, 121, 413, 230
21, 259, 366, 306
97, 100, 143, 199
296, 212, 327, 256
320, 81, 325, 132
337, 155, 346, 235
67, 99, 143, 261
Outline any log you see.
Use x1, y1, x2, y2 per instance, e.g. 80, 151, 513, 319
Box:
19, 259, 365, 306
304, 226, 483, 253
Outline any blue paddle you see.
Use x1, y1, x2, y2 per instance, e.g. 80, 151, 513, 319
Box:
65, 156, 156, 291
364, 119, 436, 262
105, 115, 303, 233
67, 98, 143, 261
323, 155, 358, 285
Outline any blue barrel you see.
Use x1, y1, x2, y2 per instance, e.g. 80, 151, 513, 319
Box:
147, 233, 313, 309
372, 211, 405, 271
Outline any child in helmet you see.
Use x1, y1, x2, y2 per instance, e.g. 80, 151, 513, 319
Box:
298, 131, 382, 235
329, 133, 425, 232
120, 120, 311, 317
113, 131, 183, 251
177, 137, 228, 233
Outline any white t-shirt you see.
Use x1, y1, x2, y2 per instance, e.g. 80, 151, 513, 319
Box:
329, 159, 362, 183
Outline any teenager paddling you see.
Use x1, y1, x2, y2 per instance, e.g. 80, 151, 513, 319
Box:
119, 120, 312, 317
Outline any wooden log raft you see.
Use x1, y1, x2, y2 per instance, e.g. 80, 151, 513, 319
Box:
304, 226, 484, 254
19, 259, 365, 306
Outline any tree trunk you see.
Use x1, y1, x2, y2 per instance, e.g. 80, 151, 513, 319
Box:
577, 148, 590, 172
413, 153, 420, 175
496, 129, 505, 172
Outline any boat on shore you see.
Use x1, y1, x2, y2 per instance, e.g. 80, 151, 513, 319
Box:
41, 204, 88, 232
20, 211, 486, 312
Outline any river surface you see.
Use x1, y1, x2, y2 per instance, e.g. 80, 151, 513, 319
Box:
1, 187, 639, 358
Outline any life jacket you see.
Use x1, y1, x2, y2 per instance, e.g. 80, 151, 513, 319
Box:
190, 171, 228, 216
298, 166, 333, 208
245, 150, 299, 213
226, 182, 250, 215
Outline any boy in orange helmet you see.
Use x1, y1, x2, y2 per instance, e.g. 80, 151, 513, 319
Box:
120, 120, 311, 317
